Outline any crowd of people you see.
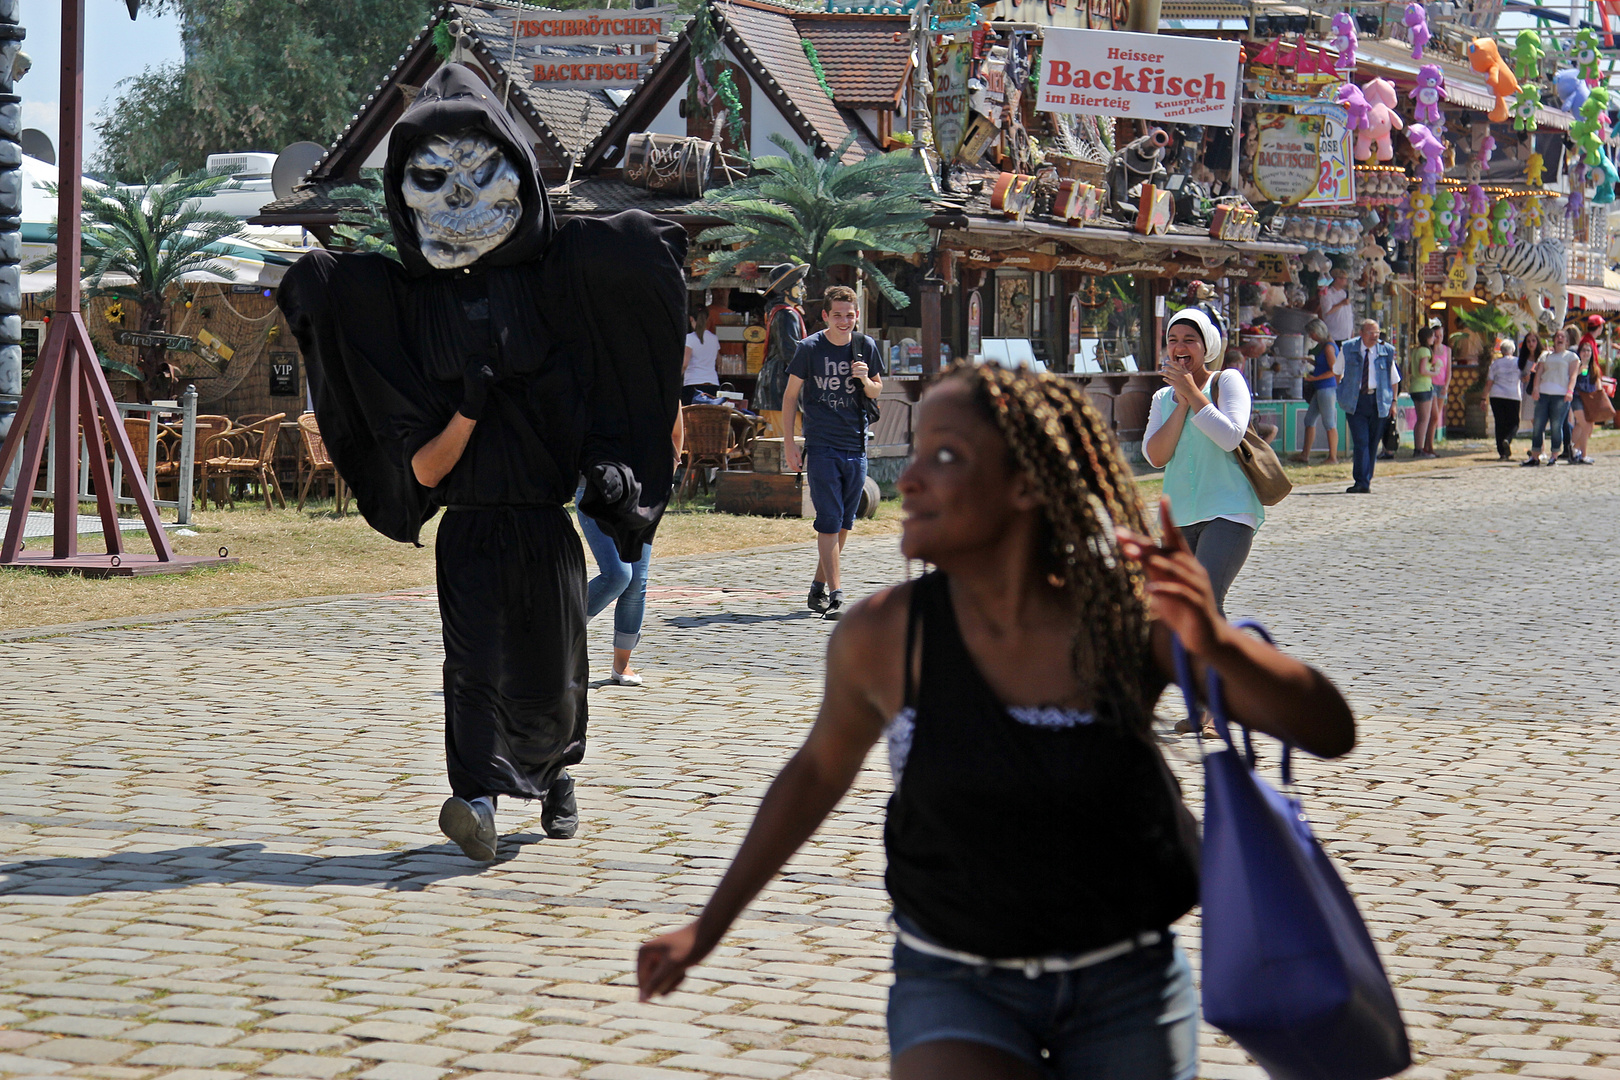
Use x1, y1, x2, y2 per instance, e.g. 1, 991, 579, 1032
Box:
1492, 317, 1612, 466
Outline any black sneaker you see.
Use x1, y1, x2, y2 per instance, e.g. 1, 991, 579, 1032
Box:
439, 797, 498, 862
1521, 456, 1541, 467
823, 589, 846, 620
807, 584, 829, 614
542, 771, 578, 840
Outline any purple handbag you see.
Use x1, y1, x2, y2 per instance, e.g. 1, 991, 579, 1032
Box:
1174, 623, 1410, 1080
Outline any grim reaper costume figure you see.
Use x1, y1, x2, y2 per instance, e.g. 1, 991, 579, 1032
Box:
278, 65, 685, 862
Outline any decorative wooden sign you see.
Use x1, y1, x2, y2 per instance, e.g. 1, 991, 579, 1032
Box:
1135, 185, 1174, 235
990, 172, 1037, 221
1054, 178, 1101, 225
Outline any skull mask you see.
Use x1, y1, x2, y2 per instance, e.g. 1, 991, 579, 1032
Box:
401, 131, 522, 270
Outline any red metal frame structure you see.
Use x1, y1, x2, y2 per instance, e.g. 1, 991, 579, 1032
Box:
0, 0, 226, 575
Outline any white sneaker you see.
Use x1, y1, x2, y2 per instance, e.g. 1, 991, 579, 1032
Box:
609, 670, 643, 686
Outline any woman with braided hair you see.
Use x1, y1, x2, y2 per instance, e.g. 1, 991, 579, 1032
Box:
637, 364, 1355, 1079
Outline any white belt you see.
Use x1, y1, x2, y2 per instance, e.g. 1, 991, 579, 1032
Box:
891, 918, 1162, 979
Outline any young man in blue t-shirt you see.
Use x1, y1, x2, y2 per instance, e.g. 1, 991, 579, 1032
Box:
782, 285, 885, 619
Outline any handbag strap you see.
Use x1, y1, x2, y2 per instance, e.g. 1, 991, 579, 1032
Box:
1171, 621, 1293, 786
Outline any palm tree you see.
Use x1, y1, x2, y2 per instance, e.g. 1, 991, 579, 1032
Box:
695, 133, 934, 309
39, 169, 241, 401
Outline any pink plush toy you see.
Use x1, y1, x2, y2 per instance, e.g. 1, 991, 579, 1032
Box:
1404, 2, 1430, 60
1411, 64, 1445, 124
1336, 82, 1372, 130
1407, 123, 1447, 191
1357, 79, 1404, 161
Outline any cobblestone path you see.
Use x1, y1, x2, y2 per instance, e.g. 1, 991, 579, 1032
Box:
3, 459, 1619, 1080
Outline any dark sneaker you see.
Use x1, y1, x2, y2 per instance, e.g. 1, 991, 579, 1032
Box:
439, 797, 497, 862
807, 585, 830, 614
542, 771, 579, 840
1521, 457, 1541, 467
823, 589, 845, 621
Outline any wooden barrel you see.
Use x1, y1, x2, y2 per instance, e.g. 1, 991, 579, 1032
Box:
624, 133, 713, 197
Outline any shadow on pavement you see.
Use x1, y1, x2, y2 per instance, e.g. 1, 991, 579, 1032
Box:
0, 838, 549, 895
666, 610, 820, 628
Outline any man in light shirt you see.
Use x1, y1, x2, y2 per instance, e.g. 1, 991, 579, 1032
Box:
1319, 265, 1355, 344
1337, 319, 1400, 494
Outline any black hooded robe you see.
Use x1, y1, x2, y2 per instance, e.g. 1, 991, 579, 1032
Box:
278, 65, 686, 803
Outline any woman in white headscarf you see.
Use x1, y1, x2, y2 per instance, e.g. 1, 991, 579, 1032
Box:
1142, 305, 1263, 621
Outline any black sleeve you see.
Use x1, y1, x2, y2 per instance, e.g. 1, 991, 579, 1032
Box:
543, 210, 687, 562
277, 250, 446, 545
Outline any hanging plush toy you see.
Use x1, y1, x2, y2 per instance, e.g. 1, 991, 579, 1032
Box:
1411, 64, 1445, 124
1568, 169, 1586, 218
1526, 150, 1546, 187
1404, 2, 1430, 60
1433, 186, 1457, 244
1555, 68, 1590, 113
1408, 123, 1447, 191
1331, 12, 1358, 75
1572, 91, 1608, 165
1389, 193, 1413, 242
1490, 199, 1518, 245
1512, 85, 1543, 131
1336, 83, 1372, 130
1464, 184, 1492, 260
1594, 149, 1618, 204
1523, 193, 1543, 228
1411, 191, 1437, 264
1358, 79, 1404, 161
1512, 30, 1544, 83
1574, 28, 1601, 83
1467, 38, 1520, 123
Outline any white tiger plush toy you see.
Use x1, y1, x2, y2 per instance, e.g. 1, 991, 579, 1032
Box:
1477, 239, 1568, 328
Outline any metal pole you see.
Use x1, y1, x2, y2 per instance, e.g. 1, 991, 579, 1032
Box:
177, 384, 194, 524
0, 0, 26, 451
144, 403, 156, 502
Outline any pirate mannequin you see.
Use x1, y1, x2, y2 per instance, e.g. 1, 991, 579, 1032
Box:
279, 65, 686, 862
752, 262, 810, 413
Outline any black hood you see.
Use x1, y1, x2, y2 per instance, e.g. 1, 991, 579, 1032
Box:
383, 63, 554, 277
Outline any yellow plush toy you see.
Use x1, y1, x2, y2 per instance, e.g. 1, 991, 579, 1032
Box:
1526, 151, 1545, 187
1410, 192, 1437, 264
1523, 194, 1543, 228
1464, 206, 1492, 260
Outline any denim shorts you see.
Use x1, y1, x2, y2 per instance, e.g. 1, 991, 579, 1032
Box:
1408, 389, 1433, 403
1303, 385, 1336, 428
887, 919, 1198, 1079
805, 445, 867, 534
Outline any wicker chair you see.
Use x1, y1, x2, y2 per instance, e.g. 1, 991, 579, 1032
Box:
676, 404, 737, 504
295, 412, 348, 513
201, 413, 287, 510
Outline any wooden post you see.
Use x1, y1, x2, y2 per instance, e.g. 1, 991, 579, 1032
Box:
0, 0, 230, 575
921, 283, 943, 374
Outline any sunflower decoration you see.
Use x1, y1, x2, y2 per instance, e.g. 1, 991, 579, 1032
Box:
105, 300, 124, 326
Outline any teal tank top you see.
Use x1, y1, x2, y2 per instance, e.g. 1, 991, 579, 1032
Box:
1153, 372, 1265, 528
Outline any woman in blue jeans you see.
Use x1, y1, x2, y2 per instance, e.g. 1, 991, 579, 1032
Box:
1523, 327, 1578, 467
574, 411, 684, 685
636, 364, 1355, 1080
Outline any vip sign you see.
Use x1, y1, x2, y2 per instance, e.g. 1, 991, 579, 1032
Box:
1035, 27, 1240, 126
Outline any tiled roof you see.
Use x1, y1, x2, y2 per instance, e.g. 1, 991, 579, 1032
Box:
720, 1, 880, 163
794, 16, 909, 109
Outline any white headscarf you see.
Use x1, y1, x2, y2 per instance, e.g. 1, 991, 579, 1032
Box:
1165, 306, 1224, 364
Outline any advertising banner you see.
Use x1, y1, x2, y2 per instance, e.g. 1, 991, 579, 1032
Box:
1295, 100, 1356, 207
1252, 111, 1323, 206
531, 59, 653, 89
1035, 27, 1240, 126
930, 41, 971, 163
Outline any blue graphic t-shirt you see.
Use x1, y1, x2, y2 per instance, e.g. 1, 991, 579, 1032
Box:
787, 330, 885, 453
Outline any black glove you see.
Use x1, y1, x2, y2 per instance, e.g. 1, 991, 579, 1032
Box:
458, 364, 496, 421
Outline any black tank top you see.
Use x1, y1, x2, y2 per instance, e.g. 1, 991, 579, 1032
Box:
883, 571, 1199, 959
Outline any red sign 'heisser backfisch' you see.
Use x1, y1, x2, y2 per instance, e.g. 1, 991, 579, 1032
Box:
1036, 27, 1241, 127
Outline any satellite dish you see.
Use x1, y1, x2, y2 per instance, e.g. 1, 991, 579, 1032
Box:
20, 128, 54, 165
271, 142, 326, 201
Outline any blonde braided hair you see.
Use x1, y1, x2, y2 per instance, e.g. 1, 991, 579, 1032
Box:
955, 362, 1155, 724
